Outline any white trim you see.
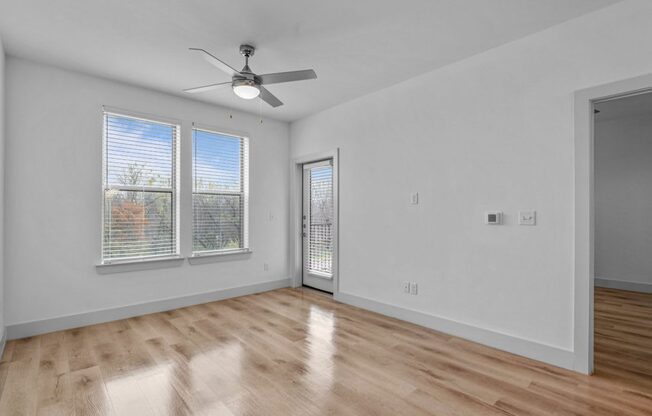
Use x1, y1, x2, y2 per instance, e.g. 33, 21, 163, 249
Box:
191, 122, 250, 141
0, 328, 6, 359
335, 291, 575, 370
188, 249, 252, 264
190, 248, 252, 258
102, 105, 182, 126
302, 159, 331, 169
574, 71, 652, 375
98, 254, 183, 266
6, 278, 291, 340
595, 277, 652, 294
290, 149, 339, 295
96, 255, 184, 274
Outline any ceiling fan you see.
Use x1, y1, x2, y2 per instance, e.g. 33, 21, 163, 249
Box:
183, 44, 317, 108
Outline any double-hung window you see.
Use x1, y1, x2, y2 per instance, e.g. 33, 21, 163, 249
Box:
192, 127, 249, 255
102, 111, 179, 263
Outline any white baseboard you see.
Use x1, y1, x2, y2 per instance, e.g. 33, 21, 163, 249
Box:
595, 277, 652, 294
334, 291, 575, 371
7, 278, 291, 340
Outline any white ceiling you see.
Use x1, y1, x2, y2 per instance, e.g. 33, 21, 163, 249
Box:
0, 0, 618, 122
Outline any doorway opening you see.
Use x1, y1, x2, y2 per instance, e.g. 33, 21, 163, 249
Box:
592, 92, 652, 379
574, 74, 652, 375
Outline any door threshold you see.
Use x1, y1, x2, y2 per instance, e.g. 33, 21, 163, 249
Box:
301, 285, 333, 296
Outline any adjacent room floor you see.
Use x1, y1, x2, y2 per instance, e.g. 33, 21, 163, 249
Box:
0, 287, 650, 415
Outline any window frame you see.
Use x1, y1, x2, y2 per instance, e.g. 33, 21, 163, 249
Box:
100, 107, 181, 264
191, 125, 250, 257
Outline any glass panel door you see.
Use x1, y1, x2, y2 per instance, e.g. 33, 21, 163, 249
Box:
302, 160, 334, 292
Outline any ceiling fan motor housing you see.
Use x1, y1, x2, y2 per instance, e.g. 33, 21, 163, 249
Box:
237, 44, 257, 80
239, 44, 255, 57
232, 78, 258, 89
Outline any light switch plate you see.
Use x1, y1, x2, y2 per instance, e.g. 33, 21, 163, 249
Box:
410, 192, 419, 205
410, 282, 418, 295
519, 210, 536, 225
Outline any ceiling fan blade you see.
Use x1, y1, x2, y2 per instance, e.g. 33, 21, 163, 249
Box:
189, 48, 240, 77
259, 87, 283, 107
183, 81, 231, 94
258, 69, 317, 85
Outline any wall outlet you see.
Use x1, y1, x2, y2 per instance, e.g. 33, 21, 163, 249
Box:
263, 263, 269, 272
410, 192, 419, 205
410, 282, 418, 295
403, 281, 411, 293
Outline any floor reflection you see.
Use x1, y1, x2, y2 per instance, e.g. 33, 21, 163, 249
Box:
3, 288, 652, 415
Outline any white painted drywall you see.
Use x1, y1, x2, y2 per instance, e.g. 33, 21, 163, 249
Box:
0, 34, 6, 339
4, 57, 290, 327
291, 0, 652, 352
595, 113, 652, 287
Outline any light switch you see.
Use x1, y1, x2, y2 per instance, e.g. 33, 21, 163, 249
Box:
410, 192, 419, 205
519, 210, 536, 226
410, 282, 418, 295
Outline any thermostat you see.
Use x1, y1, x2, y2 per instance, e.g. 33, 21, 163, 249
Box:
485, 211, 502, 225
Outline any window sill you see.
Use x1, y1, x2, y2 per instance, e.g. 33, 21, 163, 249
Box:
188, 249, 252, 265
96, 255, 184, 274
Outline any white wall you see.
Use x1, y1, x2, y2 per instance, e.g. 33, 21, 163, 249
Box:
0, 34, 6, 341
291, 0, 652, 360
4, 57, 290, 329
595, 113, 652, 289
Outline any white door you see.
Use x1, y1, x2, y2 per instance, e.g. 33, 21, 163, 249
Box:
302, 160, 334, 293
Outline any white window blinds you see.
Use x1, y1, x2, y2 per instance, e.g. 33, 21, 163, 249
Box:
102, 112, 178, 262
192, 128, 249, 254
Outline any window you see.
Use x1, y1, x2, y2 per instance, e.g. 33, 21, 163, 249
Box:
102, 111, 178, 262
192, 127, 249, 254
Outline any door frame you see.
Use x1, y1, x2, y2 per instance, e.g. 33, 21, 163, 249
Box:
574, 72, 652, 374
290, 149, 339, 295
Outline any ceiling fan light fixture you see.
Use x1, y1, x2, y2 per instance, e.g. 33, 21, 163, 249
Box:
232, 79, 260, 100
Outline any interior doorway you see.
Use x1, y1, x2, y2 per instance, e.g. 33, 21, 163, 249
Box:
302, 159, 335, 293
592, 92, 652, 379
574, 74, 652, 375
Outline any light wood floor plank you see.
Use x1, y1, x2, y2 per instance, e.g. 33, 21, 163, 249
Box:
0, 287, 650, 415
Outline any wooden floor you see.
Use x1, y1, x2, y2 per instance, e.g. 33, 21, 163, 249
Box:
0, 287, 651, 415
